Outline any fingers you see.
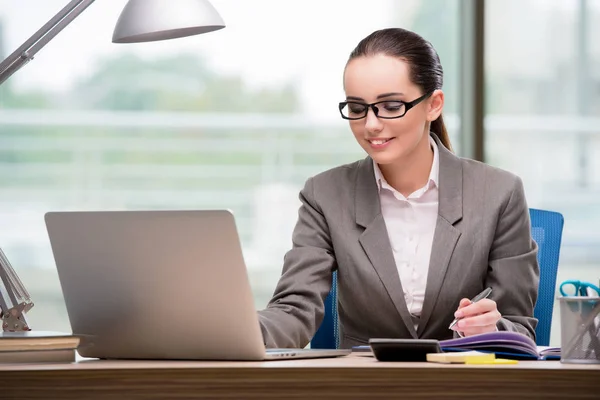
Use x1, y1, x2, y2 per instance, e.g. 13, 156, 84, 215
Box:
456, 310, 501, 330
451, 299, 501, 337
454, 299, 496, 319
457, 298, 471, 310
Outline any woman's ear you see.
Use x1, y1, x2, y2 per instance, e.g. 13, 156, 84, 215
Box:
426, 89, 444, 121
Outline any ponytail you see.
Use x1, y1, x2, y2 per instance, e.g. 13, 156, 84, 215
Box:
430, 113, 452, 152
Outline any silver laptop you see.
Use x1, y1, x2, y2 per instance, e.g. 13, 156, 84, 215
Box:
44, 209, 349, 361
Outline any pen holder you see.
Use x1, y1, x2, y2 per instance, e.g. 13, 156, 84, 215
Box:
559, 296, 600, 364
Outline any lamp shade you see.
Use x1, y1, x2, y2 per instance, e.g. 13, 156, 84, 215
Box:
112, 0, 225, 43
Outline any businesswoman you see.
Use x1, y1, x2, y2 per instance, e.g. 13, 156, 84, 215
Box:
257, 28, 539, 349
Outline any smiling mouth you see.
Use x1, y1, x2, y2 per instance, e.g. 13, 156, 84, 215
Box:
367, 138, 394, 145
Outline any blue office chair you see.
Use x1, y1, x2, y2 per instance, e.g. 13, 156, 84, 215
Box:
310, 208, 564, 348
310, 270, 339, 349
529, 208, 564, 345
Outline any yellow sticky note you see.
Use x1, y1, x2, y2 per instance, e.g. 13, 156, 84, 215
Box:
466, 357, 518, 365
427, 351, 495, 364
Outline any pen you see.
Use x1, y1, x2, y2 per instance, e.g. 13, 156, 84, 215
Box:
448, 287, 492, 330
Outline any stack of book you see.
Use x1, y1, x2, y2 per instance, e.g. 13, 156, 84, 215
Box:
0, 331, 79, 363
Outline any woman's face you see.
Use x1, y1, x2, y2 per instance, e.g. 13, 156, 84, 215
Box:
343, 54, 442, 166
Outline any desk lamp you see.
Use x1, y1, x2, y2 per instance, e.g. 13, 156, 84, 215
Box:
0, 0, 225, 332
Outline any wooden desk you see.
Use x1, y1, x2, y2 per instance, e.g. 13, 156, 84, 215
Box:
1, 354, 599, 399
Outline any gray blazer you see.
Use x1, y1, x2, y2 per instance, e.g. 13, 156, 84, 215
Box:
258, 134, 539, 349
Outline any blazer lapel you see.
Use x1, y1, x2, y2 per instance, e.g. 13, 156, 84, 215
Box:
417, 139, 463, 336
355, 158, 418, 338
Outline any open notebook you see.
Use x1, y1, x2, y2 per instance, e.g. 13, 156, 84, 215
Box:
354, 331, 560, 360
439, 331, 560, 360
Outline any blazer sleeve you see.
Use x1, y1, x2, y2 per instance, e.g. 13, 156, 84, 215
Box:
257, 176, 336, 348
486, 176, 540, 340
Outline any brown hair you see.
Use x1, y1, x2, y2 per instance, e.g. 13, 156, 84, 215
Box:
347, 28, 452, 151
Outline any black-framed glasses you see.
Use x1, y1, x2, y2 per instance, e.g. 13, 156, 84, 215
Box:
338, 91, 433, 120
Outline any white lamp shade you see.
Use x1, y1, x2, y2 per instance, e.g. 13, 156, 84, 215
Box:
112, 0, 225, 43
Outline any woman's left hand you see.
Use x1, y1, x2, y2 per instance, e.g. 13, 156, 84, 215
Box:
451, 298, 501, 336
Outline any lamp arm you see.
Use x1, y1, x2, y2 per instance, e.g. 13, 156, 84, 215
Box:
0, 247, 33, 331
0, 0, 98, 331
0, 0, 96, 86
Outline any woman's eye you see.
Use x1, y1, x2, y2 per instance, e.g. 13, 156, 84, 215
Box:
349, 104, 367, 114
382, 101, 403, 111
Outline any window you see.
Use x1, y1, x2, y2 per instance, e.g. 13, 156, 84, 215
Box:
485, 0, 600, 345
0, 0, 459, 332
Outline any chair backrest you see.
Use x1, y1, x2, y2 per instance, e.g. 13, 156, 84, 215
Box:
310, 208, 564, 348
310, 270, 339, 349
529, 208, 564, 345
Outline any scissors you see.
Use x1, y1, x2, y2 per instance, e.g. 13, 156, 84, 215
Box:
559, 280, 600, 360
559, 280, 600, 297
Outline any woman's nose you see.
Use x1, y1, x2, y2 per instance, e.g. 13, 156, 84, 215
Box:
364, 107, 383, 133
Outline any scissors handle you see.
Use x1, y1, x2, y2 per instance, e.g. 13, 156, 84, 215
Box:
560, 280, 600, 297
